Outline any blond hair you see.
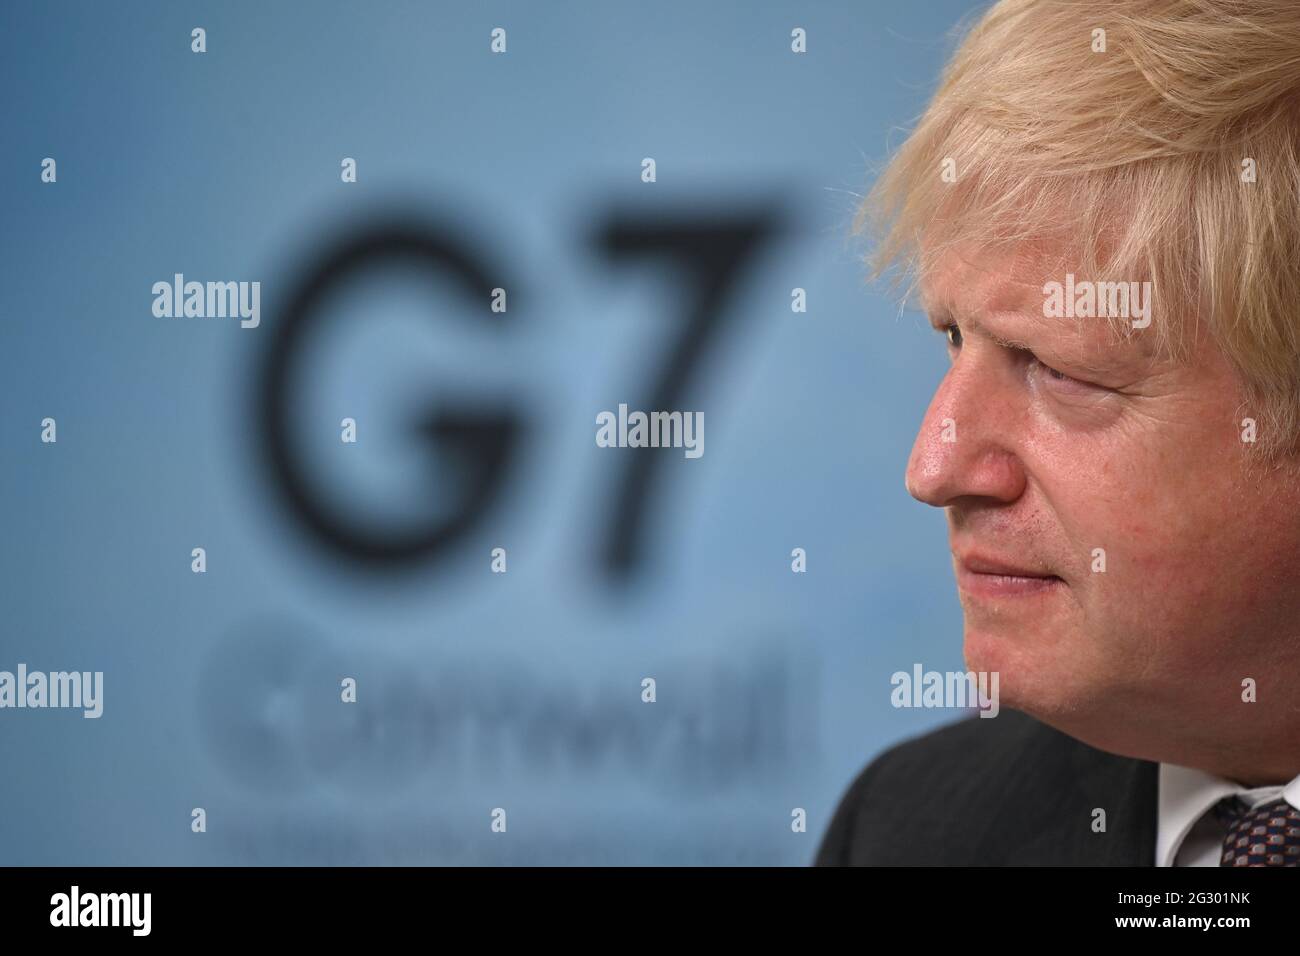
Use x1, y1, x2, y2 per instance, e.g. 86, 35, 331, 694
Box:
859, 0, 1300, 453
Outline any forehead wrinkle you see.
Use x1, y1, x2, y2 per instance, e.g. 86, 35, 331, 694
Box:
920, 286, 1034, 352
923, 257, 1159, 368
922, 249, 1042, 333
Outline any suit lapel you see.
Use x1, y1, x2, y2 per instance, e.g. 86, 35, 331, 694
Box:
1007, 736, 1158, 865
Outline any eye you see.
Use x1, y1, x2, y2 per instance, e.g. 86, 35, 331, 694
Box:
1039, 359, 1069, 381
1030, 355, 1093, 391
944, 324, 962, 349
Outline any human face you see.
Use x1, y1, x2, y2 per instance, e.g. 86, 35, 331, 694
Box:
905, 241, 1300, 772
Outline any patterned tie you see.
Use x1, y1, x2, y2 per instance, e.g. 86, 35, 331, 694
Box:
1213, 796, 1300, 866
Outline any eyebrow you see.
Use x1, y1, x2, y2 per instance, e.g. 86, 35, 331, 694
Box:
926, 300, 1160, 385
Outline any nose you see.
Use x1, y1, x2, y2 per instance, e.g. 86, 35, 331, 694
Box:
904, 356, 1027, 508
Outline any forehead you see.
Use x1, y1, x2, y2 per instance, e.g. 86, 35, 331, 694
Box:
919, 241, 1161, 359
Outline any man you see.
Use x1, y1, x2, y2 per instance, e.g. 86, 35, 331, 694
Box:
817, 0, 1300, 865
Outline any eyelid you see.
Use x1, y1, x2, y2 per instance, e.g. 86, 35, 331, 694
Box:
1030, 354, 1097, 390
942, 323, 1097, 390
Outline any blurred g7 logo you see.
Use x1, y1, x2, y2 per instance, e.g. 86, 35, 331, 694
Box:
256, 203, 786, 579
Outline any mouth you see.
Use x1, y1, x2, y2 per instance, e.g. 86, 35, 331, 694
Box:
955, 552, 1065, 598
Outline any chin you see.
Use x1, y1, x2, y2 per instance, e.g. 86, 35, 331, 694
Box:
960, 623, 1016, 678
961, 623, 1087, 720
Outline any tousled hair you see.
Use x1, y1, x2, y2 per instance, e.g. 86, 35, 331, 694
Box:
859, 0, 1300, 455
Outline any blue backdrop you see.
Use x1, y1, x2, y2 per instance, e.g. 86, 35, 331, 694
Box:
1, 0, 984, 865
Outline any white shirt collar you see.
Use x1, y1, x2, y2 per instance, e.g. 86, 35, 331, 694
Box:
1156, 762, 1300, 867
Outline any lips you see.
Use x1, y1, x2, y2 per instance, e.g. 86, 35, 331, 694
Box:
959, 553, 1058, 578
954, 551, 1064, 598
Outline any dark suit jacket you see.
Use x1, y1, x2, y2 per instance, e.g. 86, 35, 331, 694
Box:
814, 708, 1158, 865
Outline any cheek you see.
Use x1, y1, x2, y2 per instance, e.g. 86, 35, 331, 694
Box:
1029, 434, 1218, 620
1051, 436, 1283, 646
1107, 490, 1218, 608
